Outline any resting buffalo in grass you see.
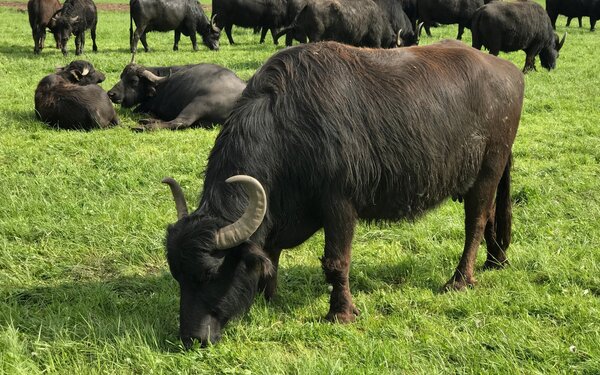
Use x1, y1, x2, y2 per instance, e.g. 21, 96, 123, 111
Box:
161, 40, 524, 347
129, 0, 220, 53
472, 0, 567, 73
212, 0, 306, 45
274, 0, 400, 47
50, 0, 97, 55
546, 0, 600, 31
35, 61, 118, 130
28, 0, 61, 54
108, 63, 246, 130
418, 0, 492, 40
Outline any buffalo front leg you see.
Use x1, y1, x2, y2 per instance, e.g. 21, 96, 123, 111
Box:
259, 249, 282, 301
133, 100, 211, 131
591, 17, 597, 31
189, 31, 198, 51
523, 52, 537, 73
75, 32, 84, 55
91, 23, 98, 52
225, 24, 235, 44
259, 27, 268, 44
131, 26, 146, 53
484, 156, 512, 269
444, 173, 498, 291
456, 24, 465, 40
173, 29, 181, 51
321, 199, 359, 323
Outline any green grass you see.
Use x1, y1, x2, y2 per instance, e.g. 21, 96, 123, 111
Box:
1, 2, 600, 374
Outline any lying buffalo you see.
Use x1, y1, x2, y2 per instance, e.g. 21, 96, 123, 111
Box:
546, 0, 600, 31
35, 61, 118, 130
50, 0, 98, 55
160, 40, 524, 347
108, 63, 246, 130
472, 0, 567, 72
129, 0, 220, 52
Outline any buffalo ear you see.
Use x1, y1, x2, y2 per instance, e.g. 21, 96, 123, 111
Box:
243, 243, 273, 276
70, 70, 82, 81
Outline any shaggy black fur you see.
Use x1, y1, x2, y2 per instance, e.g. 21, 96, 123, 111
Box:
108, 63, 246, 131
129, 0, 220, 53
375, 0, 419, 46
27, 0, 61, 54
418, 0, 492, 40
50, 0, 97, 55
472, 0, 566, 73
163, 40, 524, 347
35, 65, 119, 130
546, 0, 600, 31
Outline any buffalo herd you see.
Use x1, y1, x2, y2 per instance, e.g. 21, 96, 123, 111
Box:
23, 0, 595, 348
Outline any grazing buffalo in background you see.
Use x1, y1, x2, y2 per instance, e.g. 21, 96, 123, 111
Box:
27, 0, 61, 54
274, 0, 400, 48
400, 0, 418, 28
129, 0, 220, 53
212, 0, 306, 45
546, 0, 600, 31
35, 61, 118, 130
50, 0, 98, 55
472, 0, 567, 72
375, 0, 421, 46
160, 40, 524, 347
108, 63, 246, 130
418, 0, 491, 39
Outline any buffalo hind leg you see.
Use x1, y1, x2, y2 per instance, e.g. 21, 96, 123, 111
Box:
140, 32, 149, 52
225, 24, 235, 44
131, 25, 146, 53
259, 27, 268, 44
444, 171, 499, 291
484, 156, 512, 269
75, 31, 84, 55
456, 24, 465, 40
259, 249, 282, 301
189, 31, 199, 51
591, 17, 597, 31
173, 30, 181, 51
322, 198, 359, 323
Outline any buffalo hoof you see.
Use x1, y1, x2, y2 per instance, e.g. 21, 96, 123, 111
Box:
325, 305, 360, 323
173, 46, 178, 51
483, 258, 509, 270
442, 274, 477, 292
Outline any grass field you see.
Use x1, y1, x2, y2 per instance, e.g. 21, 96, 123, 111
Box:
0, 2, 599, 374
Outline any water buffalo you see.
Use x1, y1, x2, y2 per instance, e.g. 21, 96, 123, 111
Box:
546, 0, 600, 31
50, 0, 98, 55
472, 0, 567, 72
27, 0, 61, 54
129, 0, 220, 53
274, 0, 400, 48
160, 40, 524, 347
35, 61, 118, 130
375, 0, 421, 46
418, 0, 492, 40
107, 63, 246, 130
212, 0, 306, 45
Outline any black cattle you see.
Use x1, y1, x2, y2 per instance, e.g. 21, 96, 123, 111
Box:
274, 0, 400, 48
107, 63, 246, 131
472, 0, 567, 73
129, 0, 220, 53
418, 0, 491, 40
28, 0, 61, 54
375, 0, 421, 46
400, 0, 418, 29
212, 0, 306, 45
546, 0, 600, 31
35, 61, 118, 130
50, 0, 98, 55
161, 40, 524, 347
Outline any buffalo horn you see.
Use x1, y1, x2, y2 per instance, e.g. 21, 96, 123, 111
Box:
215, 175, 267, 250
162, 177, 189, 220
396, 29, 402, 47
558, 32, 567, 51
81, 67, 89, 76
70, 16, 79, 23
211, 13, 219, 31
417, 22, 424, 40
140, 69, 165, 83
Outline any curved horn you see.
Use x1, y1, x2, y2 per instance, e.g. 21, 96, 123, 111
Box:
81, 67, 89, 76
417, 22, 425, 40
558, 32, 567, 51
162, 177, 189, 220
210, 13, 219, 31
215, 175, 267, 250
396, 29, 402, 47
140, 69, 165, 83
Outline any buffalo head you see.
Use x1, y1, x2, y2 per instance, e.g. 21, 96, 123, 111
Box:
56, 60, 105, 85
540, 32, 566, 70
107, 64, 166, 107
200, 13, 221, 51
51, 11, 79, 55
162, 176, 271, 348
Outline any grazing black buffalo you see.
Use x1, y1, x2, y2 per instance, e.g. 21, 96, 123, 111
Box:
418, 0, 491, 40
129, 0, 220, 53
50, 0, 98, 55
107, 63, 246, 130
274, 0, 400, 47
161, 40, 524, 347
212, 0, 306, 45
27, 0, 61, 54
472, 0, 567, 73
35, 61, 118, 130
546, 0, 600, 31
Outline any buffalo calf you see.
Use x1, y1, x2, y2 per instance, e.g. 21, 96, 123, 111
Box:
50, 0, 98, 55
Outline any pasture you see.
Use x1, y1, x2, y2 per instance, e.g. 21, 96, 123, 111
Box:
0, 0, 599, 373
